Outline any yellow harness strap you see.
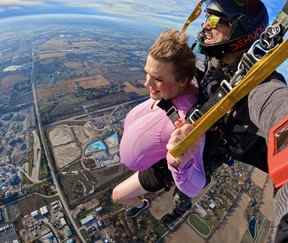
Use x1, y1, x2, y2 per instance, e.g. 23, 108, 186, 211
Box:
169, 40, 288, 158
180, 0, 203, 33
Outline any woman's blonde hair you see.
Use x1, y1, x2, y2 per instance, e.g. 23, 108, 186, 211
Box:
148, 29, 196, 82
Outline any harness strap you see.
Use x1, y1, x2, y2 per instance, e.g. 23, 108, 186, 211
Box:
186, 79, 232, 123
180, 0, 203, 33
157, 99, 180, 125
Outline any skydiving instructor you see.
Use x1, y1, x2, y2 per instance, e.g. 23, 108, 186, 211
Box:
167, 0, 288, 241
168, 0, 287, 174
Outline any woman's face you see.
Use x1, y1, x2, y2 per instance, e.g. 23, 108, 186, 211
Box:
144, 55, 186, 100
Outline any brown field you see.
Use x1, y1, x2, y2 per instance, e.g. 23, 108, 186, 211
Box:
150, 189, 175, 220
251, 168, 268, 188
76, 75, 109, 88
151, 185, 211, 242
38, 51, 65, 61
260, 178, 274, 222
39, 38, 67, 50
38, 74, 110, 100
74, 125, 101, 145
48, 123, 103, 169
71, 41, 98, 47
123, 81, 147, 96
53, 142, 82, 169
163, 189, 270, 243
16, 194, 59, 216
0, 72, 28, 94
64, 61, 84, 70
209, 193, 250, 243
166, 223, 204, 243
251, 169, 273, 221
39, 38, 98, 52
83, 61, 102, 70
150, 190, 207, 243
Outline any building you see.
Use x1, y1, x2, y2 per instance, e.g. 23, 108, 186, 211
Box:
97, 219, 104, 229
95, 206, 103, 213
31, 210, 39, 219
80, 215, 95, 226
39, 232, 59, 243
0, 224, 19, 243
51, 200, 61, 210
194, 203, 207, 217
40, 206, 49, 216
51, 200, 60, 207
65, 239, 75, 243
0, 156, 9, 164
0, 224, 11, 232
60, 217, 67, 226
0, 208, 4, 223
209, 200, 216, 209
3, 65, 23, 72
9, 174, 21, 186
63, 226, 73, 238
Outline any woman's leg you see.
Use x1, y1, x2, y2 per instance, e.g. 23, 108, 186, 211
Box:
112, 172, 148, 206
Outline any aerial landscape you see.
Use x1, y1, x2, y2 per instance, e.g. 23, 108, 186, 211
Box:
0, 0, 287, 243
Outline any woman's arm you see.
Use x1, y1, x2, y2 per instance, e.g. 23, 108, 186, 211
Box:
166, 126, 206, 197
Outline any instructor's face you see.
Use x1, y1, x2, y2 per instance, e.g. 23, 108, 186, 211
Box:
201, 14, 231, 45
144, 55, 185, 100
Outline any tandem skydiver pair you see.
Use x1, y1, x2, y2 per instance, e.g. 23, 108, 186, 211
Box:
112, 0, 288, 232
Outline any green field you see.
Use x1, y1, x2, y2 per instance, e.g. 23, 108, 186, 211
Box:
188, 213, 211, 238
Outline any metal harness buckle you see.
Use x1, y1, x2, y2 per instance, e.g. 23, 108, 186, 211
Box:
188, 109, 203, 124
220, 80, 232, 95
167, 106, 179, 123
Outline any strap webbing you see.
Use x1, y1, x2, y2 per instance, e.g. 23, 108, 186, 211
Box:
186, 80, 232, 123
157, 99, 180, 125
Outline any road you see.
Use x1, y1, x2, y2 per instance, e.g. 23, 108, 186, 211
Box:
31, 52, 87, 243
47, 96, 147, 127
31, 130, 41, 181
18, 167, 41, 184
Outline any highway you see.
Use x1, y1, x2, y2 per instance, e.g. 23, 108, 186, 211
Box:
31, 53, 87, 243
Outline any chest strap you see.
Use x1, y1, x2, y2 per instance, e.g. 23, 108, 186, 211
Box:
157, 99, 180, 125
186, 79, 232, 124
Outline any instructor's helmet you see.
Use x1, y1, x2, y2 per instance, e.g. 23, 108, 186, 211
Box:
198, 0, 268, 57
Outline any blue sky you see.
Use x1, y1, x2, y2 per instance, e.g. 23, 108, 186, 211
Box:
0, 1, 285, 42
0, 0, 286, 76
0, 0, 284, 23
0, 0, 285, 33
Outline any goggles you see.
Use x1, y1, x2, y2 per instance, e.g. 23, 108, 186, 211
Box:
205, 14, 229, 28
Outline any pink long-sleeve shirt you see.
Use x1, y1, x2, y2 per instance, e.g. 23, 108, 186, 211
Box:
120, 94, 206, 197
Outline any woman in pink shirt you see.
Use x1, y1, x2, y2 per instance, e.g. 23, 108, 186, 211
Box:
112, 29, 206, 228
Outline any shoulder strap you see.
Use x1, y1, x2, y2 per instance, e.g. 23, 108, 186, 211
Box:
157, 99, 180, 125
186, 79, 233, 123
